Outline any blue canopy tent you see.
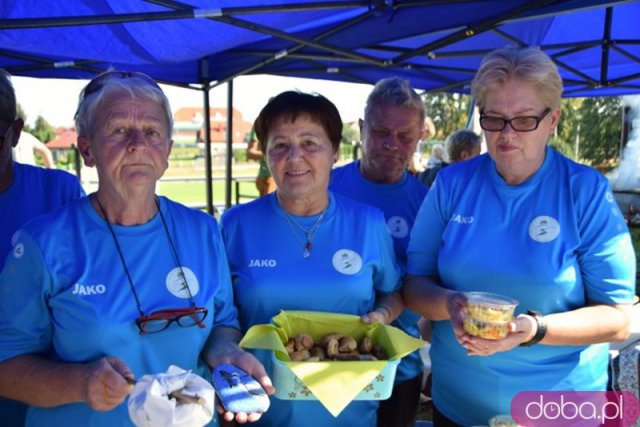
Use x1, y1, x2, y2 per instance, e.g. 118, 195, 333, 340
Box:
0, 0, 639, 213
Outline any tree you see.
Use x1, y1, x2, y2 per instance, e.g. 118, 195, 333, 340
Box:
553, 98, 584, 159
574, 96, 622, 168
422, 92, 471, 141
31, 115, 56, 143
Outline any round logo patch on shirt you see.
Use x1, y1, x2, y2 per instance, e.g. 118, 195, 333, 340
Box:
605, 191, 614, 203
387, 216, 409, 239
13, 242, 24, 259
166, 267, 200, 298
528, 216, 561, 243
332, 249, 363, 275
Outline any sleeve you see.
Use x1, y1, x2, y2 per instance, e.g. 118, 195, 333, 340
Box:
55, 171, 85, 202
70, 176, 86, 199
406, 175, 450, 277
575, 175, 636, 304
372, 209, 402, 295
0, 231, 53, 362
209, 220, 241, 330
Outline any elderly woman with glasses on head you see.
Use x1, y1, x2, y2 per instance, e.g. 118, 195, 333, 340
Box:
0, 70, 272, 426
404, 47, 636, 426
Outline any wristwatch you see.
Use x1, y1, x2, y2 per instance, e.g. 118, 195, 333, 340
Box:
519, 310, 546, 347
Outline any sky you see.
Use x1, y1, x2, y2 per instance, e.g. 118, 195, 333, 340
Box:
11, 74, 375, 129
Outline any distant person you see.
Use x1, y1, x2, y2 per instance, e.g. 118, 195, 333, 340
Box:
408, 117, 436, 175
330, 77, 428, 427
12, 131, 55, 168
246, 127, 276, 196
626, 203, 640, 224
0, 69, 84, 427
0, 70, 270, 426
425, 143, 444, 169
222, 90, 403, 427
418, 129, 481, 187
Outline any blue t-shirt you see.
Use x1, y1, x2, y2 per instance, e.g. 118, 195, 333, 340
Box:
330, 160, 428, 382
221, 192, 401, 427
0, 162, 84, 270
0, 196, 239, 427
407, 147, 636, 426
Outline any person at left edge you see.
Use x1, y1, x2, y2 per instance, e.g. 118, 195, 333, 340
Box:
0, 69, 85, 271
0, 69, 85, 427
0, 70, 273, 427
330, 77, 428, 427
221, 90, 403, 427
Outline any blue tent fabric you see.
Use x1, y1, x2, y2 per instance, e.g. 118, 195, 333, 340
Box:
1, 0, 638, 213
0, 0, 638, 97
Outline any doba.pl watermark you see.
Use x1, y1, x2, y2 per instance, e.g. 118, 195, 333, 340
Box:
511, 391, 640, 426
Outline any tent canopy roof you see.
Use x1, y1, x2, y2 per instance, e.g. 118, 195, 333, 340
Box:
0, 0, 639, 97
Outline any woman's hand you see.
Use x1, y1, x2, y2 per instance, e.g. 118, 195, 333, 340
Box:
362, 292, 404, 325
204, 327, 274, 424
361, 305, 391, 325
446, 291, 468, 344
459, 314, 536, 356
214, 347, 274, 424
82, 356, 134, 411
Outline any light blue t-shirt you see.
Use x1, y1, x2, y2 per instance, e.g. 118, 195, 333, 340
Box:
221, 191, 402, 427
0, 161, 84, 270
0, 196, 239, 427
407, 147, 636, 426
330, 160, 428, 383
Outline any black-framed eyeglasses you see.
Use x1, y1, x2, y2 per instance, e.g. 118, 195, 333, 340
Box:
136, 307, 208, 335
479, 108, 551, 132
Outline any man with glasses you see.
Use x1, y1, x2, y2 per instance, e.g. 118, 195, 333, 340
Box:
330, 77, 428, 427
0, 70, 84, 426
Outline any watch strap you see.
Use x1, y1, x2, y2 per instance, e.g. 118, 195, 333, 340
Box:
519, 310, 546, 347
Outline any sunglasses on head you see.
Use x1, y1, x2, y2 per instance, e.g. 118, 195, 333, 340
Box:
81, 70, 160, 99
75, 70, 162, 119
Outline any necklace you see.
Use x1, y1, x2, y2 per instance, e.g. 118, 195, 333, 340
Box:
281, 207, 326, 258
94, 195, 196, 317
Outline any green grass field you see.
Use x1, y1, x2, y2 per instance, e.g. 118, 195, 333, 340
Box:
157, 178, 260, 208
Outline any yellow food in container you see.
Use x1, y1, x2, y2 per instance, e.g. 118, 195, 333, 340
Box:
462, 310, 510, 340
463, 292, 518, 339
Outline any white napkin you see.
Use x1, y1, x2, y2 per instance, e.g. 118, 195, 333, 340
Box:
128, 365, 215, 427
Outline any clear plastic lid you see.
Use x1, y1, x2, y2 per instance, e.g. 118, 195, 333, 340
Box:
466, 291, 519, 309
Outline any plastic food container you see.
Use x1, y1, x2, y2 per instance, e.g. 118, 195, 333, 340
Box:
466, 292, 518, 322
463, 292, 518, 339
271, 352, 400, 400
462, 310, 510, 340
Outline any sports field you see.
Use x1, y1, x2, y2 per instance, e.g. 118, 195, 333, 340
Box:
157, 159, 260, 209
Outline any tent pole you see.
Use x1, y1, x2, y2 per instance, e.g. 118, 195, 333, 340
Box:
202, 85, 214, 215
226, 80, 234, 209
199, 57, 214, 215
